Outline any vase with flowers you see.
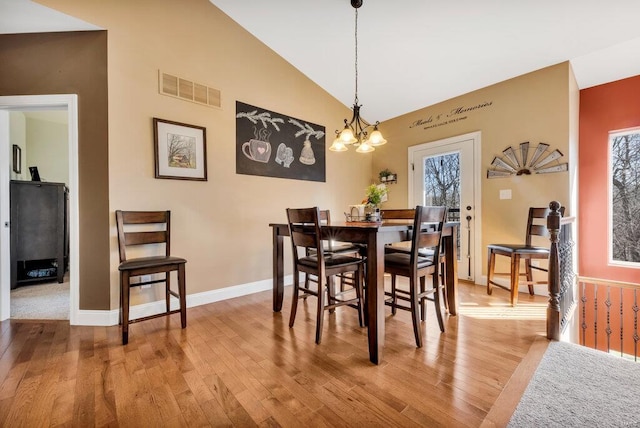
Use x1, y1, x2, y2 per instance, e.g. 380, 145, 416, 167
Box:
362, 184, 388, 221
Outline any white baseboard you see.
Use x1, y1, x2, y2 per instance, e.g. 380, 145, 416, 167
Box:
72, 275, 293, 326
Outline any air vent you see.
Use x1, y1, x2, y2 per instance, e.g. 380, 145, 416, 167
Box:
159, 70, 221, 108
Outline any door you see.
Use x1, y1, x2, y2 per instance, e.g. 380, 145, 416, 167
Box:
0, 111, 10, 317
408, 131, 481, 282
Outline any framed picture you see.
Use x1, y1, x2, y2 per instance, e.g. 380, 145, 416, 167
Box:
12, 144, 21, 174
153, 118, 207, 181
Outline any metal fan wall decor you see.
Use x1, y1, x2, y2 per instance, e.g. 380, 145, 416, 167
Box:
486, 142, 568, 178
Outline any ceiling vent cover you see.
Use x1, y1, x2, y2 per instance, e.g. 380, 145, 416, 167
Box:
159, 70, 221, 109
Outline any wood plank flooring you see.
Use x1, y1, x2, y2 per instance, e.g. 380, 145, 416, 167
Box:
0, 281, 548, 427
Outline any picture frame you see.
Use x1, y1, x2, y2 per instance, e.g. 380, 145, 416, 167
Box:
12, 144, 21, 174
153, 118, 207, 181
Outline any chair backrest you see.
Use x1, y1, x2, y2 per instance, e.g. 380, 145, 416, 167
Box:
410, 205, 447, 267
319, 209, 330, 224
286, 207, 324, 265
525, 206, 565, 246
115, 210, 171, 263
380, 208, 415, 221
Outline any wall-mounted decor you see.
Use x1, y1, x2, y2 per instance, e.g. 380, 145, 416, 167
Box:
487, 141, 568, 178
12, 144, 21, 174
378, 168, 397, 184
153, 118, 207, 181
236, 101, 326, 182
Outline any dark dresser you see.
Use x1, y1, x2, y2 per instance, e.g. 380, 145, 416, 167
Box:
10, 180, 68, 289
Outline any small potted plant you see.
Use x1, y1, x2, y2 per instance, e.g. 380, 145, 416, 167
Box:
379, 168, 392, 182
362, 184, 388, 221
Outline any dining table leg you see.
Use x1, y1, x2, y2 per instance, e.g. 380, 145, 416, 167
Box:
272, 225, 285, 312
443, 225, 459, 315
366, 232, 385, 365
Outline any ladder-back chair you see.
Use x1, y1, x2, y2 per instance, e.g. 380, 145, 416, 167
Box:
486, 206, 564, 306
115, 210, 187, 345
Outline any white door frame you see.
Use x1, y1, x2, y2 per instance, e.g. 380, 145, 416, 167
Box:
408, 131, 483, 284
0, 94, 79, 323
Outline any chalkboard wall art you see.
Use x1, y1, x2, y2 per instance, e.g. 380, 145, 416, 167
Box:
236, 101, 326, 182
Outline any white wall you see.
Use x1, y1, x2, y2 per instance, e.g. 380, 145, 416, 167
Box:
8, 111, 69, 185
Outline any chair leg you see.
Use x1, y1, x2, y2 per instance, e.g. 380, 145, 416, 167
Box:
178, 264, 187, 329
419, 275, 427, 322
390, 274, 397, 315
327, 276, 336, 314
525, 259, 535, 295
355, 266, 365, 328
510, 255, 521, 306
289, 270, 300, 328
165, 272, 171, 314
440, 261, 448, 311
487, 249, 495, 295
432, 273, 445, 333
121, 272, 130, 345
316, 277, 325, 344
409, 276, 422, 348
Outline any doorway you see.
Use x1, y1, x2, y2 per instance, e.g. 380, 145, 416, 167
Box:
0, 94, 79, 322
408, 131, 482, 283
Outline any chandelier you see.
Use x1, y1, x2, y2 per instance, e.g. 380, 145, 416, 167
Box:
329, 0, 386, 153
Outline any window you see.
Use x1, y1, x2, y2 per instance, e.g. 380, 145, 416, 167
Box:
609, 128, 640, 266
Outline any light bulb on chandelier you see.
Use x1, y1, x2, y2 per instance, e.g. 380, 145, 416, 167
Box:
329, 0, 386, 153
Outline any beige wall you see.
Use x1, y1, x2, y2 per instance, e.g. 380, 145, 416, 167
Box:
374, 62, 574, 279
39, 0, 372, 309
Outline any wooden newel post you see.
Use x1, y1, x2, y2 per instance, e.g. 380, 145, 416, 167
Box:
547, 201, 562, 340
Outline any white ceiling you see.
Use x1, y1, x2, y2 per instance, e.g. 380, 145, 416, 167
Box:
3, 0, 640, 122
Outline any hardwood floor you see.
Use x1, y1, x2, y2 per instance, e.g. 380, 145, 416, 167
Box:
0, 281, 548, 427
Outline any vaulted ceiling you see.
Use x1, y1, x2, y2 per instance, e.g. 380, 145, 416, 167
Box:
4, 0, 640, 121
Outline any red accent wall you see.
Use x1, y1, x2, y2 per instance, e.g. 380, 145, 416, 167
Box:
579, 75, 640, 282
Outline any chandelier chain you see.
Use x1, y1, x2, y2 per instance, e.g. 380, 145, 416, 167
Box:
354, 8, 359, 105
328, 0, 386, 153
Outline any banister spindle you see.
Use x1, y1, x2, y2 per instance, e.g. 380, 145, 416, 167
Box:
605, 286, 612, 353
547, 201, 562, 340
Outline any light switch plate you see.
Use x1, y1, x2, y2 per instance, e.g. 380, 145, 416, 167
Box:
499, 189, 512, 200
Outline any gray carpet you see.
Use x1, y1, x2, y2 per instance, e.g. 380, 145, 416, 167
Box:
509, 341, 640, 427
10, 281, 69, 320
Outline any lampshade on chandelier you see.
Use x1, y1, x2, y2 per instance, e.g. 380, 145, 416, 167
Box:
329, 0, 386, 153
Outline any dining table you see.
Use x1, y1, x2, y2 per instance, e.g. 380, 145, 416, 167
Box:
269, 219, 459, 365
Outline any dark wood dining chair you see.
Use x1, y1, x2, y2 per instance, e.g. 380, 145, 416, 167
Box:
314, 209, 363, 256
384, 205, 448, 348
305, 209, 364, 296
486, 206, 564, 306
381, 208, 448, 307
287, 207, 365, 344
115, 210, 187, 345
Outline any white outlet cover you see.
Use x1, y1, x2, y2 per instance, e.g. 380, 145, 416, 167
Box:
499, 189, 512, 200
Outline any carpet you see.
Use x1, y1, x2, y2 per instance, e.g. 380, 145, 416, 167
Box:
10, 281, 69, 320
508, 341, 640, 427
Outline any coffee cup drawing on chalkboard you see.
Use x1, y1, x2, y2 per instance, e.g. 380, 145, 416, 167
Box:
242, 127, 272, 163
